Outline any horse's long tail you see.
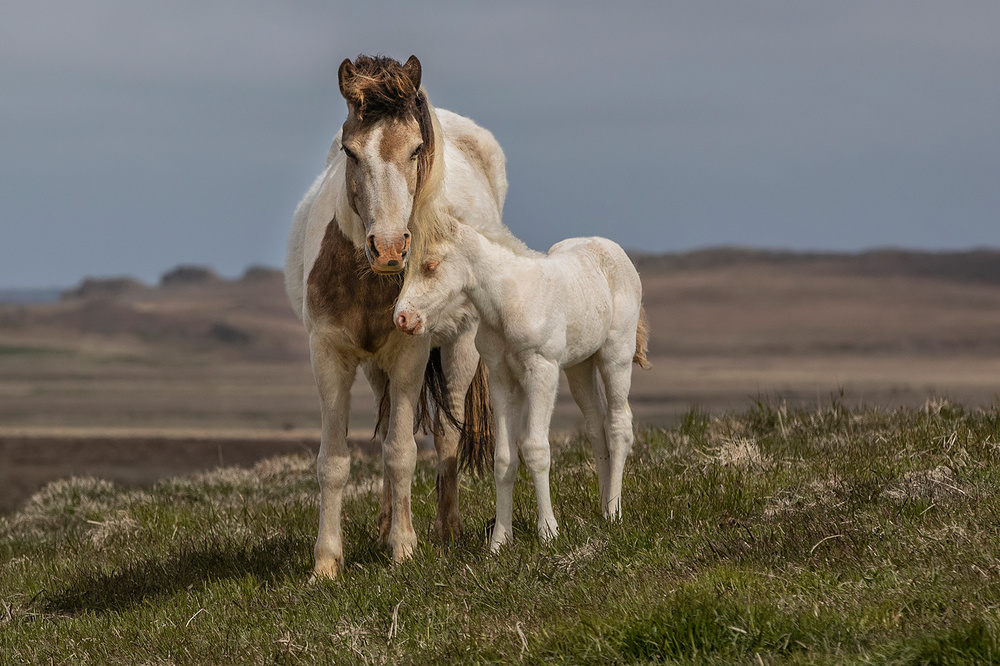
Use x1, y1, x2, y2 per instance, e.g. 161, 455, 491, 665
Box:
634, 306, 651, 369
405, 348, 494, 476
458, 359, 495, 476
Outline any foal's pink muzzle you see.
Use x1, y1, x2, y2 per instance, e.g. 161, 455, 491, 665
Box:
394, 309, 423, 335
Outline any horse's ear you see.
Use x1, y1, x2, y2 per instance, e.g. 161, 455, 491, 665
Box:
338, 58, 355, 100
402, 55, 421, 90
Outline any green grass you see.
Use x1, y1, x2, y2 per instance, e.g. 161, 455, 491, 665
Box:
3, 398, 1000, 664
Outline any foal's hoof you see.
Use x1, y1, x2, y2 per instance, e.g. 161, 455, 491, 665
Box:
538, 524, 559, 544
487, 520, 512, 554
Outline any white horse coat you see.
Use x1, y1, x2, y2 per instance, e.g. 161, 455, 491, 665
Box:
394, 221, 649, 551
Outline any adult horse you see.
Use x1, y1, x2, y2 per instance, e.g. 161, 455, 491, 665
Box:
285, 55, 504, 578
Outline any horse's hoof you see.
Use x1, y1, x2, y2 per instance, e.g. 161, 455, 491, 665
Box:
377, 513, 393, 546
434, 514, 464, 543
312, 557, 342, 581
388, 530, 418, 564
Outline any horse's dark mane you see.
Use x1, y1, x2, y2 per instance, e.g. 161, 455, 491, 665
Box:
341, 55, 420, 121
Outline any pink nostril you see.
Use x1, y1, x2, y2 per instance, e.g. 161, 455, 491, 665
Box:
395, 310, 420, 334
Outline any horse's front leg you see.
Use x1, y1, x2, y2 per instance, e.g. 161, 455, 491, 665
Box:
361, 361, 393, 544
309, 335, 359, 579
520, 358, 561, 542
433, 331, 479, 541
382, 339, 431, 563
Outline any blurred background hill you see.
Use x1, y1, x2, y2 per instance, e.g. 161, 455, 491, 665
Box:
2, 248, 999, 511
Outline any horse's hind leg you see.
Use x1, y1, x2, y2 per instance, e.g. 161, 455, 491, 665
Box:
433, 332, 478, 541
362, 361, 393, 545
310, 337, 359, 579
598, 354, 635, 521
565, 358, 611, 512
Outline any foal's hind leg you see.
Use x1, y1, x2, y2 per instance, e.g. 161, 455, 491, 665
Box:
433, 332, 479, 541
565, 358, 611, 512
598, 354, 636, 521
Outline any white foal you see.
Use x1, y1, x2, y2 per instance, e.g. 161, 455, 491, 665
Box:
393, 221, 650, 552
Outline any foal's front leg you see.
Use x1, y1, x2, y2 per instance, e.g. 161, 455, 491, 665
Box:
310, 337, 359, 579
489, 365, 521, 553
520, 358, 561, 542
382, 339, 430, 563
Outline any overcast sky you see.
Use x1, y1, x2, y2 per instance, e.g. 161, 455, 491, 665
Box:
3, 2, 999, 288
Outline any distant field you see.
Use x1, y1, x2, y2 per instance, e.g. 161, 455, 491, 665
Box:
1, 251, 999, 512
3, 402, 1000, 663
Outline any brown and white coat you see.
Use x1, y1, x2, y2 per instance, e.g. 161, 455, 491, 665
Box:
284, 55, 506, 577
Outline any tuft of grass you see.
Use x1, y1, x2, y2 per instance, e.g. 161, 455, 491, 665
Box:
3, 399, 1000, 663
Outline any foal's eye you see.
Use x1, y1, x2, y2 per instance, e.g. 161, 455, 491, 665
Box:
342, 145, 358, 162
410, 144, 423, 161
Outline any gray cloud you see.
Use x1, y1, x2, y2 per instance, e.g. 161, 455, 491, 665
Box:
2, 1, 999, 287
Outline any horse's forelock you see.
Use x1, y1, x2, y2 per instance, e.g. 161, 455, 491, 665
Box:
341, 55, 420, 121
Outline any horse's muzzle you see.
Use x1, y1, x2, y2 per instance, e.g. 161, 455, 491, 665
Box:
366, 232, 410, 274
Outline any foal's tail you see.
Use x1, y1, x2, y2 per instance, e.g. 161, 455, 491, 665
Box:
633, 306, 651, 369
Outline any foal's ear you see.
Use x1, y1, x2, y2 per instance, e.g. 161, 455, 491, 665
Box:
402, 55, 422, 90
338, 58, 356, 100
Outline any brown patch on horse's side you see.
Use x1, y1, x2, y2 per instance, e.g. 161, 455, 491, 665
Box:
459, 359, 495, 476
306, 217, 401, 354
634, 306, 651, 369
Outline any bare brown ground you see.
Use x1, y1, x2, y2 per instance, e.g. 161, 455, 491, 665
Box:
2, 253, 999, 512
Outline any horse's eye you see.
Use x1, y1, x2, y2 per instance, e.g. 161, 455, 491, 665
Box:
342, 145, 358, 162
424, 261, 439, 273
410, 144, 423, 161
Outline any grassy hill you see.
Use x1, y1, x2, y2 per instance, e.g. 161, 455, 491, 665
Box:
4, 399, 1000, 663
